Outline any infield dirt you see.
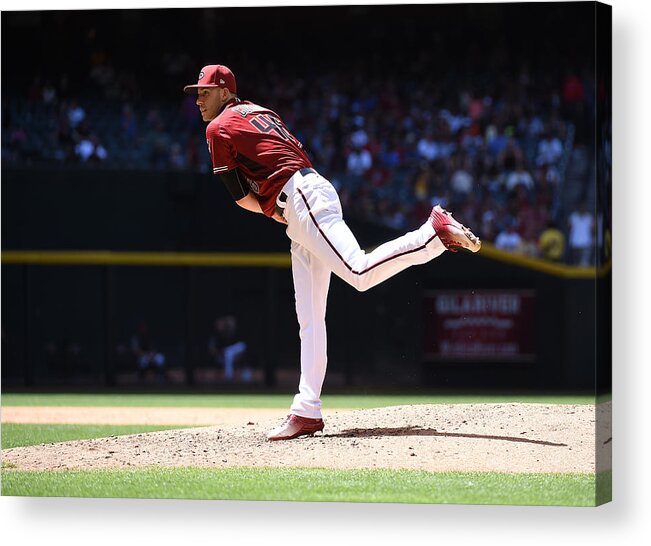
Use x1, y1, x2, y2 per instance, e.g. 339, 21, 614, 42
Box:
2, 403, 611, 474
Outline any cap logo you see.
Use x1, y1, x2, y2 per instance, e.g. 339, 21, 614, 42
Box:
198, 71, 205, 80
220, 79, 225, 84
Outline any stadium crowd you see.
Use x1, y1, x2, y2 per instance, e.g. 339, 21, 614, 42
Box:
2, 30, 599, 266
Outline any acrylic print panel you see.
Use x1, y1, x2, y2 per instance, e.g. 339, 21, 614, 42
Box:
1, 1, 611, 507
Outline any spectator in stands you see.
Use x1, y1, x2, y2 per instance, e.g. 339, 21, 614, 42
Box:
386, 202, 409, 231
567, 201, 595, 266
131, 319, 166, 384
417, 129, 440, 162
449, 154, 474, 197
5, 124, 28, 163
120, 103, 138, 144
350, 115, 369, 148
466, 92, 485, 125
312, 132, 337, 173
89, 60, 116, 98
561, 69, 586, 132
562, 70, 585, 105
524, 113, 545, 139
425, 167, 449, 202
411, 164, 430, 200
536, 129, 563, 167
378, 134, 403, 170
505, 159, 535, 192
486, 124, 509, 158
144, 110, 172, 170
496, 133, 523, 172
185, 133, 205, 172
411, 194, 435, 227
515, 191, 544, 247
75, 133, 108, 163
54, 114, 78, 164
346, 142, 372, 177
494, 218, 523, 253
42, 80, 57, 106
1, 39, 594, 269
459, 125, 483, 157
67, 99, 86, 129
168, 142, 187, 170
538, 220, 566, 262
479, 205, 499, 243
208, 315, 250, 383
457, 192, 480, 235
519, 222, 540, 257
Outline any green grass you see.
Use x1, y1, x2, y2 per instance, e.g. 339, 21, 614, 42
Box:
0, 467, 611, 506
1, 424, 187, 449
1, 392, 600, 408
1, 394, 611, 507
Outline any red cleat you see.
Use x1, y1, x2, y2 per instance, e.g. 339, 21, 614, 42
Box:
430, 205, 481, 253
266, 414, 325, 441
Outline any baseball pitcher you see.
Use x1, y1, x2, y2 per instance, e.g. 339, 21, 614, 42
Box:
184, 65, 481, 440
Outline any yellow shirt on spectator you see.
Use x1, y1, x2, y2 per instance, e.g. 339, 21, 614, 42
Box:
538, 227, 566, 261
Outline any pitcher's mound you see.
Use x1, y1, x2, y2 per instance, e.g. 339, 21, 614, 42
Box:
3, 403, 611, 474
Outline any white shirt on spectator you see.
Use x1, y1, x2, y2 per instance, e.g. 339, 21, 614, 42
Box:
75, 139, 95, 161
351, 128, 368, 149
536, 137, 563, 166
495, 229, 523, 253
95, 144, 108, 161
417, 138, 439, 161
506, 169, 534, 191
450, 169, 473, 194
347, 148, 372, 176
75, 138, 107, 162
68, 105, 86, 129
568, 211, 594, 249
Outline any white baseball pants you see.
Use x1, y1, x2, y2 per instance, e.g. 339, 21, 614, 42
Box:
281, 169, 446, 418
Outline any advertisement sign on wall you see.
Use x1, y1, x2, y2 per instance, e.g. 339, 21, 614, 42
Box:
423, 290, 536, 362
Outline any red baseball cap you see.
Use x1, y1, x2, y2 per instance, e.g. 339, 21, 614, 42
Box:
183, 65, 237, 94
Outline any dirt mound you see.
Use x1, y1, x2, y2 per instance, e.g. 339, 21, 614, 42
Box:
2, 403, 611, 474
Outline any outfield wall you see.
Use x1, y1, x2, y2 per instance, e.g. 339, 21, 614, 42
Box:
1, 169, 610, 392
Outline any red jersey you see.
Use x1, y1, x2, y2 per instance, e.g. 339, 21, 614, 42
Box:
206, 98, 313, 216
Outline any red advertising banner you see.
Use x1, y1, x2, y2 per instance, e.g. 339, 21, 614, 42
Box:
423, 290, 536, 361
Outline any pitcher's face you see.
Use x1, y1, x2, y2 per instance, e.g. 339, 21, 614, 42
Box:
196, 87, 227, 122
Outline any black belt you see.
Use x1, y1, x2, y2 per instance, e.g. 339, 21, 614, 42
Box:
276, 167, 317, 209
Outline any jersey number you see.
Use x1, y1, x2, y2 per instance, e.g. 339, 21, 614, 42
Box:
250, 114, 299, 145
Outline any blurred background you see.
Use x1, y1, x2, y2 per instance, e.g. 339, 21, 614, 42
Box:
1, 3, 611, 393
